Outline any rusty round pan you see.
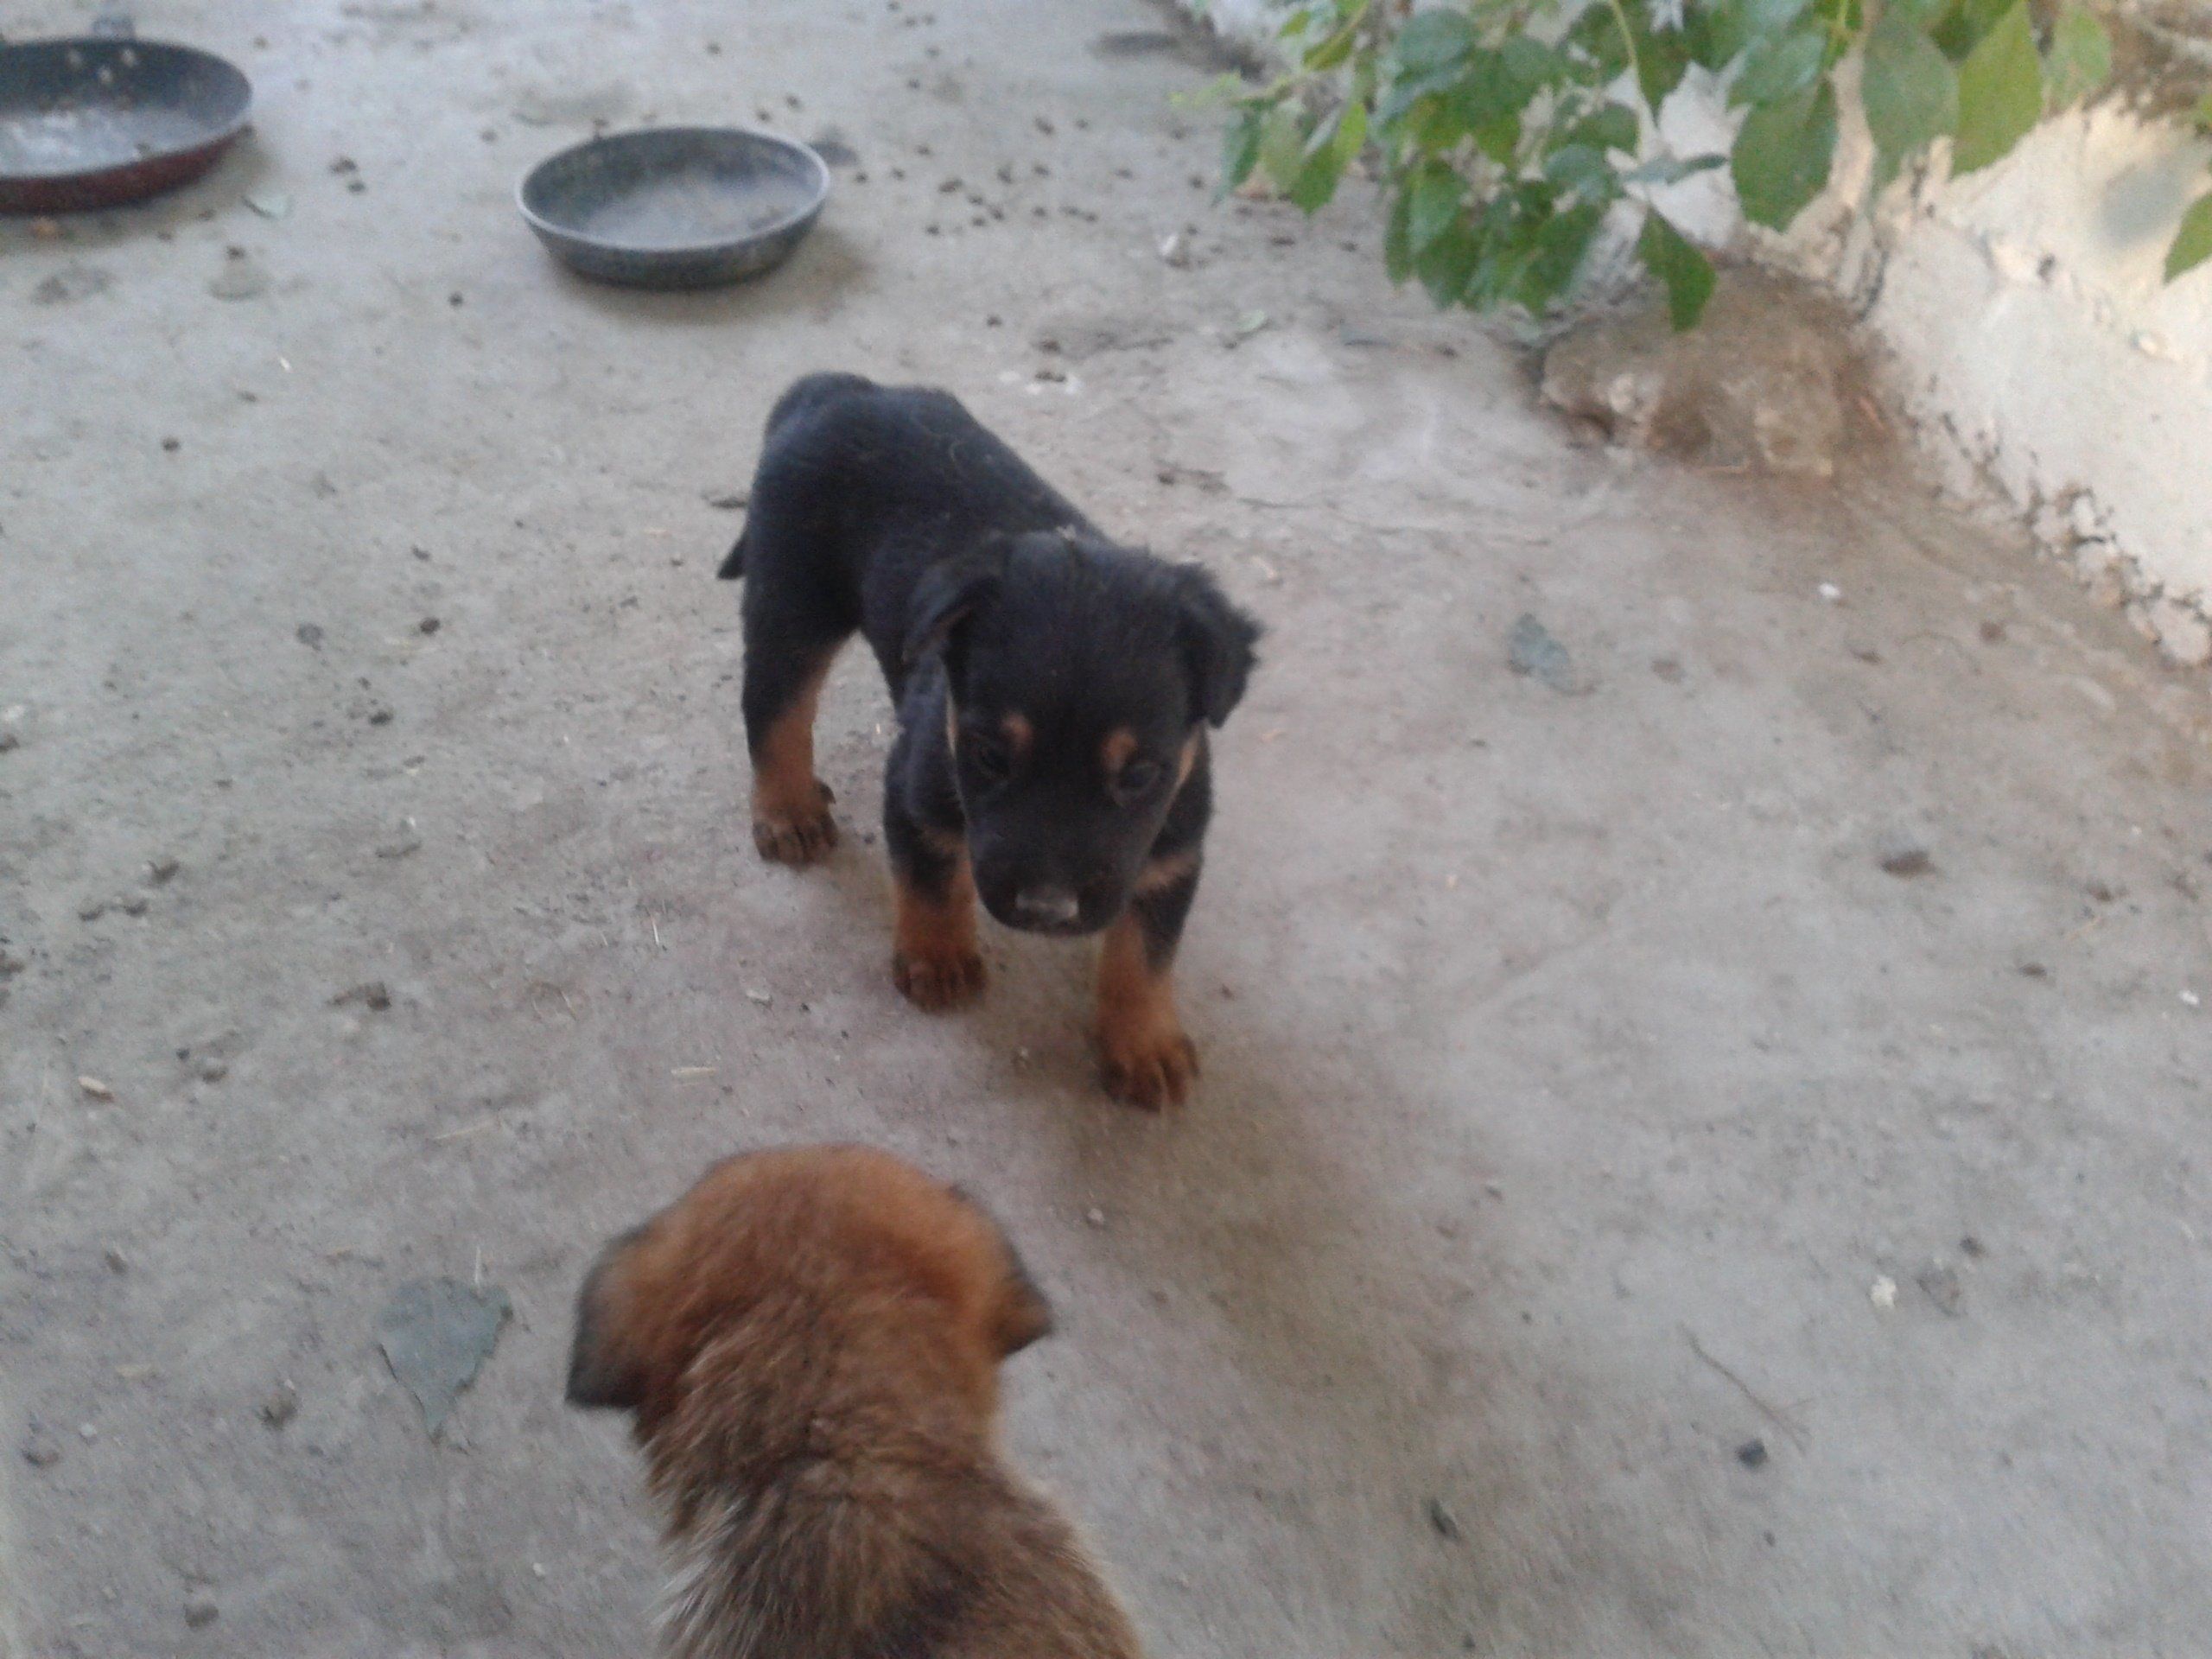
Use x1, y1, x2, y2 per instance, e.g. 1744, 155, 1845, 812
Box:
0, 36, 252, 214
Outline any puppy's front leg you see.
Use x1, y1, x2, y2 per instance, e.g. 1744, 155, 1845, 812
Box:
887, 814, 988, 1013
1096, 856, 1200, 1109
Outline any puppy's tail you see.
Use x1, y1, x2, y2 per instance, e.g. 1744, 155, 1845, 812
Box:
716, 528, 747, 581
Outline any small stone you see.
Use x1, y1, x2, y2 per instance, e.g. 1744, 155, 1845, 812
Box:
184, 1593, 219, 1629
198, 1059, 229, 1083
418, 616, 441, 635
78, 1076, 114, 1102
1084, 1207, 1106, 1228
1869, 1275, 1898, 1309
0, 729, 17, 753
1960, 1234, 1986, 1259
260, 1382, 299, 1428
21, 1431, 62, 1468
104, 1246, 130, 1273
333, 981, 392, 1012
148, 856, 181, 885
78, 898, 109, 921
1736, 1437, 1769, 1467
296, 623, 325, 649
2069, 494, 2102, 542
1878, 844, 1932, 878
162, 436, 181, 453
1427, 1497, 1463, 1540
1158, 231, 1190, 268
1979, 620, 2006, 644
77, 1422, 98, 1442
118, 895, 149, 917
1916, 1262, 1964, 1316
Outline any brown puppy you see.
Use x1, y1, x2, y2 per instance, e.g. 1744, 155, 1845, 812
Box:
567, 1145, 1143, 1659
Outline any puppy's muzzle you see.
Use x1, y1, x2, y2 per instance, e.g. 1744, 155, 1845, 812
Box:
1010, 885, 1083, 932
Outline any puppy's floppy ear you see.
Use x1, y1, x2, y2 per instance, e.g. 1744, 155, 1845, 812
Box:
566, 1225, 650, 1412
902, 535, 1013, 672
950, 1186, 1055, 1357
991, 1245, 1055, 1357
1173, 563, 1262, 728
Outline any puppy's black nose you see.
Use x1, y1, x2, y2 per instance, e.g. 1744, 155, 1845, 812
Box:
1012, 886, 1080, 929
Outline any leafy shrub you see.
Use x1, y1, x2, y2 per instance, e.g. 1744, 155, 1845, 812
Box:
1208, 0, 2201, 329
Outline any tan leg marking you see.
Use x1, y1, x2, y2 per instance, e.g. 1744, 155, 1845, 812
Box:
1094, 912, 1197, 1109
750, 656, 837, 864
893, 843, 986, 1011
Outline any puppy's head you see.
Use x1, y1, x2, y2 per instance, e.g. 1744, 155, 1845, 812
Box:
566, 1146, 1053, 1440
905, 531, 1262, 936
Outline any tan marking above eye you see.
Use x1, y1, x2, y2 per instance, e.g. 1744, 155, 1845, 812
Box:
1001, 713, 1033, 759
1100, 728, 1139, 774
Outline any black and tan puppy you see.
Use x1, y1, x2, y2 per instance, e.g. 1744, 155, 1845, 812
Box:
720, 372, 1260, 1108
567, 1144, 1144, 1659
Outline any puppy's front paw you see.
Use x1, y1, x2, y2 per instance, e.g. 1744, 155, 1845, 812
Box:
893, 945, 987, 1012
752, 781, 836, 865
1096, 1014, 1198, 1109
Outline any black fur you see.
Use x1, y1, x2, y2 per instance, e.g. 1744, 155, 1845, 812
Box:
724, 373, 1260, 945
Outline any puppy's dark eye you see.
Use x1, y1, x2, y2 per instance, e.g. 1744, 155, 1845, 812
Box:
964, 734, 1012, 784
1112, 758, 1164, 804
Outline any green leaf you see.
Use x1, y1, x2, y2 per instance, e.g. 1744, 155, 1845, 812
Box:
1222, 108, 1265, 190
1471, 112, 1523, 162
1731, 76, 1837, 228
1394, 8, 1477, 72
1732, 26, 1827, 106
1930, 0, 2011, 61
1564, 4, 1634, 86
1258, 105, 1308, 190
1512, 201, 1608, 311
1408, 163, 1466, 253
1952, 1, 2041, 173
1623, 151, 1727, 184
2043, 4, 2110, 110
1415, 220, 1484, 307
1637, 208, 1716, 328
1566, 102, 1643, 155
1630, 11, 1693, 113
1288, 99, 1368, 211
1543, 143, 1620, 202
1863, 9, 1957, 189
2166, 191, 2212, 283
1741, 0, 1815, 39
1452, 48, 1543, 129
1384, 186, 1415, 282
1685, 0, 1750, 72
2194, 90, 2212, 133
1500, 35, 1569, 93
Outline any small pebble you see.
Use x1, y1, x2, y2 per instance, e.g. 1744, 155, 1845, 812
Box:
1084, 1207, 1105, 1228
199, 1059, 229, 1083
1736, 1438, 1768, 1468
296, 623, 325, 648
184, 1593, 219, 1629
418, 617, 442, 635
1869, 1275, 1898, 1309
21, 1431, 62, 1468
162, 436, 181, 453
261, 1382, 299, 1429
78, 1076, 114, 1102
148, 856, 181, 885
104, 1246, 130, 1273
78, 899, 108, 922
1427, 1497, 1462, 1540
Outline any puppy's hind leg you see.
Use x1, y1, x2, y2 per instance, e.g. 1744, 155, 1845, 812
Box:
743, 634, 843, 864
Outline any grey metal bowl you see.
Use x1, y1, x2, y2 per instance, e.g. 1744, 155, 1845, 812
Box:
517, 126, 828, 289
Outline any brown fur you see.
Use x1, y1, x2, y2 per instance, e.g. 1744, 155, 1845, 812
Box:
1094, 907, 1196, 1110
751, 653, 838, 864
569, 1146, 1142, 1659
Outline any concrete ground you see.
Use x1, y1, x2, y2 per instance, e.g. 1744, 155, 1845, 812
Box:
4, 1, 2210, 1655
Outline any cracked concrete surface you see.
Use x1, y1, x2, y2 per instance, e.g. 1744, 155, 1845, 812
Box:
3, 2, 2211, 1656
